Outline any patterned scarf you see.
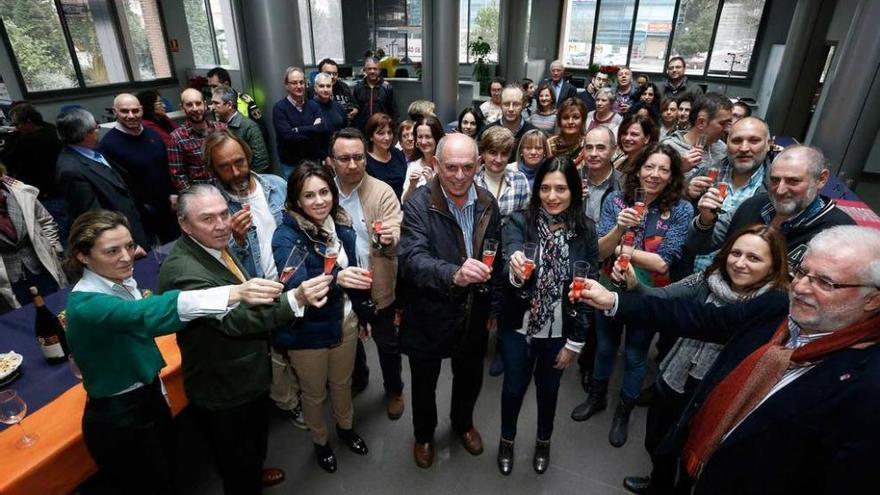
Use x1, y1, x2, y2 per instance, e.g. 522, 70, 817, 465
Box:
682, 312, 880, 479
527, 209, 573, 336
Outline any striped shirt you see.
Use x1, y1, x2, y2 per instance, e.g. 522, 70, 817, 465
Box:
442, 184, 477, 258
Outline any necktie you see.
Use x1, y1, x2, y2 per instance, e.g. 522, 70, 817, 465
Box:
220, 248, 247, 283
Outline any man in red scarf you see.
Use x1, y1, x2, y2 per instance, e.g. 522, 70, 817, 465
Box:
574, 225, 880, 495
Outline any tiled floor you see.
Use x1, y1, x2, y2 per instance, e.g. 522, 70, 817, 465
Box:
80, 340, 653, 495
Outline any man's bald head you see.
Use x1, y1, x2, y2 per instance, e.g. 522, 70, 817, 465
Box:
113, 92, 143, 132
727, 116, 770, 173
180, 88, 207, 125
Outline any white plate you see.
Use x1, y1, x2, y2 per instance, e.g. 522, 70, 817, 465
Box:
0, 351, 23, 380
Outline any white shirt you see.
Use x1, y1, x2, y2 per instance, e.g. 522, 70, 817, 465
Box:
336, 178, 370, 266
406, 159, 430, 190
231, 185, 278, 280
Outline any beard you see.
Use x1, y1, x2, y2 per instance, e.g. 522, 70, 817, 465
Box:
772, 187, 817, 216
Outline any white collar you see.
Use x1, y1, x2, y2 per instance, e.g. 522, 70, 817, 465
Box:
73, 268, 140, 300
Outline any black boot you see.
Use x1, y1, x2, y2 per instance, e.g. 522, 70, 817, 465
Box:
609, 396, 637, 447
622, 475, 651, 494
532, 439, 551, 474
571, 379, 608, 422
496, 438, 514, 475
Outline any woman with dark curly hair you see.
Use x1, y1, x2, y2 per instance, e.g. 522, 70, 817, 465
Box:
571, 143, 693, 448
136, 90, 177, 146
612, 114, 659, 172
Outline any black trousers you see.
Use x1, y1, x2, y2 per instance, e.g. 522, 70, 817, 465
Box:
191, 395, 269, 495
409, 353, 484, 444
645, 378, 697, 495
372, 304, 403, 396
82, 379, 176, 495
576, 320, 598, 377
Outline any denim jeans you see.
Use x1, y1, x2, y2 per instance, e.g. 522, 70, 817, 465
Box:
499, 329, 565, 441
592, 312, 655, 400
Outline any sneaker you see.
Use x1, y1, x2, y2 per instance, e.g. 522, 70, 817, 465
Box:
277, 404, 308, 430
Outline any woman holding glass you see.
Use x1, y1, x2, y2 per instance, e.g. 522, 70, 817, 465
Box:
527, 84, 558, 135
365, 112, 408, 199
496, 157, 598, 476
571, 143, 693, 448
612, 224, 789, 494
64, 210, 294, 494
271, 162, 374, 473
612, 114, 659, 172
402, 115, 446, 202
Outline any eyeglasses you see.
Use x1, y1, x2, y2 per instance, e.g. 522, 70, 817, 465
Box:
791, 265, 877, 291
333, 154, 365, 163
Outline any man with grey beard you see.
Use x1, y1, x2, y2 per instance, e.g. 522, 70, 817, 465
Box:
685, 144, 854, 269
684, 117, 772, 272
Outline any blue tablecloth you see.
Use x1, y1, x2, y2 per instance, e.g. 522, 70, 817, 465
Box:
0, 254, 164, 429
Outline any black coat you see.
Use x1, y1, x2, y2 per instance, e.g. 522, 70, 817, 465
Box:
615, 291, 880, 494
498, 210, 598, 343
397, 178, 502, 359
541, 78, 579, 107
55, 146, 149, 248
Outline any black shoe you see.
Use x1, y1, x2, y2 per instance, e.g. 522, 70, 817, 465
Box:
532, 439, 550, 474
488, 353, 505, 377
314, 443, 337, 473
497, 439, 514, 476
609, 397, 637, 448
623, 475, 651, 494
571, 379, 608, 422
636, 386, 655, 407
337, 426, 369, 455
579, 369, 591, 394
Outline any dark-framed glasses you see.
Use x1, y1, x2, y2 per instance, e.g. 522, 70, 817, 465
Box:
333, 154, 366, 163
791, 265, 877, 291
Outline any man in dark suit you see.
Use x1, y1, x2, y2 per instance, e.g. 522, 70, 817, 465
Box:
158, 184, 332, 494
542, 60, 578, 108
54, 107, 150, 250
576, 225, 880, 495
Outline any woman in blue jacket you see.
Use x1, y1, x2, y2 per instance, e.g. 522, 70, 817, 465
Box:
496, 157, 599, 475
272, 161, 374, 473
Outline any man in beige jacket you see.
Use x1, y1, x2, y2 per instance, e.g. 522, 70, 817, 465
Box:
328, 127, 404, 419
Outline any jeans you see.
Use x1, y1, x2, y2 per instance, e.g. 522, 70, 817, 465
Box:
409, 353, 484, 444
593, 312, 655, 400
499, 330, 565, 441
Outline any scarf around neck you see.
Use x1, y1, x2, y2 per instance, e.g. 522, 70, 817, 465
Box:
527, 209, 573, 336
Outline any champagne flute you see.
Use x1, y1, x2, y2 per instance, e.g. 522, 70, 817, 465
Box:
613, 231, 636, 290
477, 238, 499, 294
696, 133, 708, 150
706, 167, 719, 184
569, 261, 590, 317
633, 187, 647, 229
518, 242, 538, 300
371, 219, 384, 250
323, 245, 339, 276
0, 390, 38, 448
278, 245, 308, 284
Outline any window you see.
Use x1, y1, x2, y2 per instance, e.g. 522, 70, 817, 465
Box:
183, 0, 239, 68
0, 0, 172, 95
299, 0, 345, 66
559, 0, 768, 78
460, 0, 500, 64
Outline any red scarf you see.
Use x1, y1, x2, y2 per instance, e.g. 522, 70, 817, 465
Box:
682, 313, 880, 478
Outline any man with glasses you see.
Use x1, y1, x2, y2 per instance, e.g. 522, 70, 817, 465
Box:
398, 133, 503, 468
574, 224, 880, 494
327, 127, 404, 417
686, 145, 854, 269
272, 66, 324, 179
662, 56, 703, 99
478, 85, 537, 156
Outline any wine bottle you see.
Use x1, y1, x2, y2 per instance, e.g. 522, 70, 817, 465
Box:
30, 287, 68, 364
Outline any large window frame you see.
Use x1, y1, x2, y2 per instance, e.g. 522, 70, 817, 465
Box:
558, 0, 770, 80
0, 0, 176, 100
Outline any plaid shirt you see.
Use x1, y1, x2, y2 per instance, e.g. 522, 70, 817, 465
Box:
167, 121, 227, 192
475, 168, 531, 220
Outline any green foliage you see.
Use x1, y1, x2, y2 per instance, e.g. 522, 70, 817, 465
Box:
183, 0, 215, 66
0, 0, 76, 91
674, 0, 716, 58
470, 3, 499, 60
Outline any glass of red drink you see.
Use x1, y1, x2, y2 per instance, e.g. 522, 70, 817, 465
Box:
323, 245, 339, 275
706, 167, 719, 184
477, 238, 499, 294
633, 187, 647, 224
569, 260, 591, 316
279, 245, 308, 284
371, 219, 383, 249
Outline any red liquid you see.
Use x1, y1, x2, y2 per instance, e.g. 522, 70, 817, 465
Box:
634, 202, 646, 217
522, 260, 535, 280
372, 220, 383, 233
707, 168, 719, 182
279, 267, 296, 284
323, 254, 337, 275
482, 251, 496, 268
617, 253, 631, 271
717, 183, 729, 200
572, 277, 586, 292
623, 230, 636, 246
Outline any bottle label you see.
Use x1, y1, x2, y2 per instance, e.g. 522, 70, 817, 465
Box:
39, 337, 65, 359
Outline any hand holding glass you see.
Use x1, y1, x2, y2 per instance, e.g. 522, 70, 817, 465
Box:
569, 261, 590, 317
323, 245, 339, 275
279, 245, 308, 284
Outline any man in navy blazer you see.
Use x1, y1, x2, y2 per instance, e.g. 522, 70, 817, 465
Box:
576, 225, 880, 495
55, 107, 150, 250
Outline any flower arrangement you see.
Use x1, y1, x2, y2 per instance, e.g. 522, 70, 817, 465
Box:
188, 75, 211, 100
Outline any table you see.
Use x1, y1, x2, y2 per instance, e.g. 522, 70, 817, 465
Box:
0, 257, 189, 495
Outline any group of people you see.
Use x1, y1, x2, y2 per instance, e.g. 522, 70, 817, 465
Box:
0, 53, 877, 495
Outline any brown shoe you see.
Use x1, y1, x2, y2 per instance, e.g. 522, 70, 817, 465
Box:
387, 394, 405, 420
261, 467, 285, 487
459, 427, 484, 455
413, 441, 435, 468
